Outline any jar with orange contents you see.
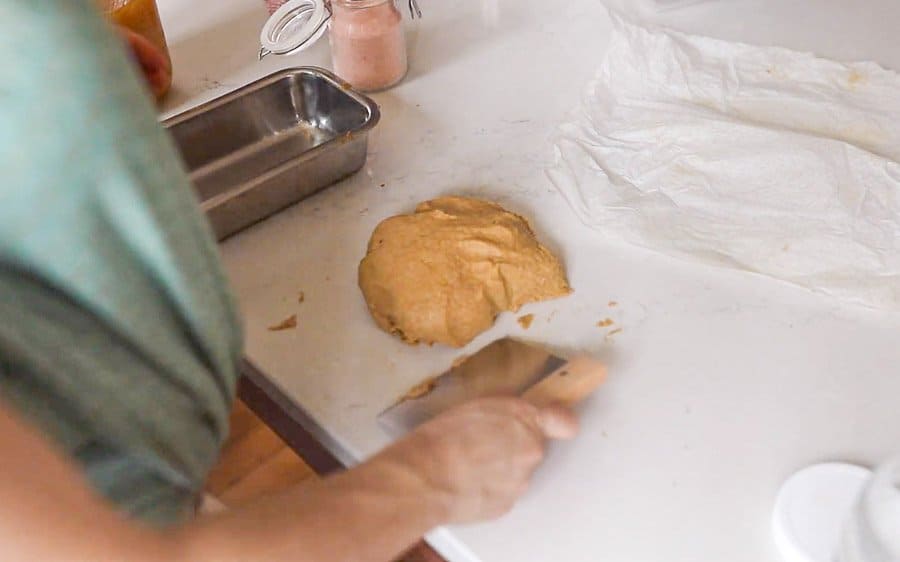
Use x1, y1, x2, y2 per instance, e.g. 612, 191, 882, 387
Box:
98, 0, 173, 100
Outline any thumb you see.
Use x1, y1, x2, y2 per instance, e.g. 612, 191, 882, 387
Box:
534, 405, 579, 440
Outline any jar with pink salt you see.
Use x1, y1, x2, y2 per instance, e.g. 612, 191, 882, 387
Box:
260, 0, 418, 92
329, 0, 407, 91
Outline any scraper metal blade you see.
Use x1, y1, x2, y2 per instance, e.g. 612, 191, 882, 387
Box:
378, 338, 606, 437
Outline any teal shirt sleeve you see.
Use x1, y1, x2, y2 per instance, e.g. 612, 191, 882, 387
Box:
0, 1, 243, 523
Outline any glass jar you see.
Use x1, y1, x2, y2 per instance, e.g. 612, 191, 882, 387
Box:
328, 0, 408, 92
99, 0, 173, 100
259, 0, 418, 93
840, 456, 900, 562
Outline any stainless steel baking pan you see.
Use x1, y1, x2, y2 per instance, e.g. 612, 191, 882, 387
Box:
163, 67, 380, 240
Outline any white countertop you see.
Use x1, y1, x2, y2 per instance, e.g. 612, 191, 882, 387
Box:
159, 1, 900, 560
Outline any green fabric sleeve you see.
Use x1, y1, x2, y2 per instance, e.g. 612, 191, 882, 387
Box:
0, 0, 243, 523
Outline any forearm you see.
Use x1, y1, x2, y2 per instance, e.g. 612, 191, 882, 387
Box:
178, 452, 449, 562
2, 396, 572, 562
0, 404, 177, 562
2, 401, 445, 562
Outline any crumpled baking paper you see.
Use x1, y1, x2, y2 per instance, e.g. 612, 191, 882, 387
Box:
549, 16, 900, 311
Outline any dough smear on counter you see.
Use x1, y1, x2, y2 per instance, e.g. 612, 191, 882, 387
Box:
358, 196, 571, 347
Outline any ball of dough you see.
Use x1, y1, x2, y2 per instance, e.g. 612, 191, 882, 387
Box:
358, 196, 572, 347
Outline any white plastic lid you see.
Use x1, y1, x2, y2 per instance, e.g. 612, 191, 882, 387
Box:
772, 462, 872, 562
259, 0, 330, 58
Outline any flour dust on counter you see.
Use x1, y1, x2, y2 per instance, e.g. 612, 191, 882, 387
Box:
358, 196, 572, 347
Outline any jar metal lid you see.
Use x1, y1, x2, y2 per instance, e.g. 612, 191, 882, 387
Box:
259, 0, 420, 59
259, 0, 330, 59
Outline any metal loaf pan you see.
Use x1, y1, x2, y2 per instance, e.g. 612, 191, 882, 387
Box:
163, 67, 380, 240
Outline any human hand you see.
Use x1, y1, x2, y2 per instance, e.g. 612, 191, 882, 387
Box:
377, 397, 578, 525
116, 26, 171, 100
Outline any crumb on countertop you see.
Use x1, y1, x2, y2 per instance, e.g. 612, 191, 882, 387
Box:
401, 377, 438, 401
608, 300, 618, 307
518, 314, 535, 329
298, 291, 305, 304
597, 318, 614, 328
604, 327, 623, 341
268, 314, 298, 331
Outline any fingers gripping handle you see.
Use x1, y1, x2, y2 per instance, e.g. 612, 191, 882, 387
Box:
521, 356, 607, 409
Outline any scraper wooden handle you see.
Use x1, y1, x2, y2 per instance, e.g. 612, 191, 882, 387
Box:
521, 356, 606, 409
